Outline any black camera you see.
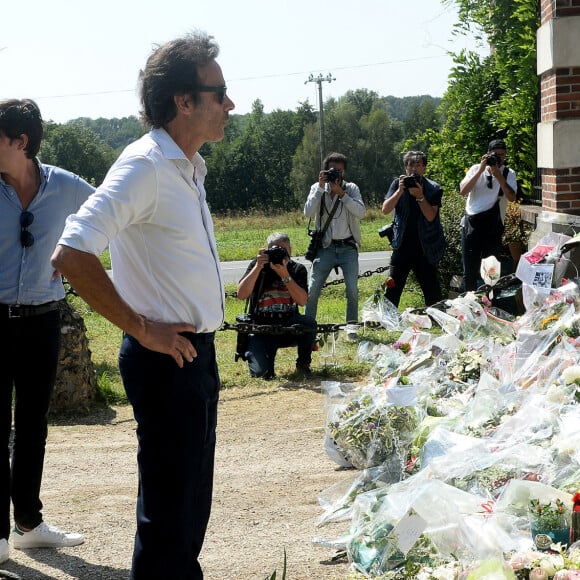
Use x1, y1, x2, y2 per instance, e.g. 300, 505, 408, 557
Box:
323, 167, 342, 183
264, 245, 288, 265
486, 152, 501, 166
403, 174, 420, 189
378, 224, 394, 243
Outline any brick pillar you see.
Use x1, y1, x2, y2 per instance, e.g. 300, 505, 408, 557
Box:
537, 2, 580, 216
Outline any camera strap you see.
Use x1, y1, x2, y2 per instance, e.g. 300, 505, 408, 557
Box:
308, 195, 341, 238
496, 167, 509, 198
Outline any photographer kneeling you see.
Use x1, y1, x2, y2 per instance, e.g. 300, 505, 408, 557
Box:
237, 232, 317, 379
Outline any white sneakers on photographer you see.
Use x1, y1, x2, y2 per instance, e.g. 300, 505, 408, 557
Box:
0, 538, 8, 563
13, 522, 84, 549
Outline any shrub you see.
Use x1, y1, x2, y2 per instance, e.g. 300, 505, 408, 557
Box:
439, 190, 465, 290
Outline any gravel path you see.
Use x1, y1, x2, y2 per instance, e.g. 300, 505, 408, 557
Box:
2, 385, 353, 580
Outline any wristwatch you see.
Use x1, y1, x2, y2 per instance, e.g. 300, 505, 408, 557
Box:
416, 197, 425, 203
280, 276, 291, 284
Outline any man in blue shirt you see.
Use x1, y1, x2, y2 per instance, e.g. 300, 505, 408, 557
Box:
382, 151, 446, 307
0, 99, 94, 563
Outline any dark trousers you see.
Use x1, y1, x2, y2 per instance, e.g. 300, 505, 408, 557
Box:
462, 223, 503, 291
0, 310, 61, 540
245, 313, 317, 378
385, 248, 442, 308
119, 332, 220, 580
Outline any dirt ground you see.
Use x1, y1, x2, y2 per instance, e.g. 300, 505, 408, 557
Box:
1, 383, 356, 580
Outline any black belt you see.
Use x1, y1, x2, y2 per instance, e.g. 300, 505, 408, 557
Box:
330, 237, 355, 246
0, 301, 61, 319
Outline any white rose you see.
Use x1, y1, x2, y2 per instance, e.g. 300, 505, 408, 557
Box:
562, 365, 580, 385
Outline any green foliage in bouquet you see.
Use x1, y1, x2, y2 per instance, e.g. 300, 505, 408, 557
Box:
348, 524, 449, 578
328, 394, 419, 469
529, 498, 569, 531
452, 464, 520, 498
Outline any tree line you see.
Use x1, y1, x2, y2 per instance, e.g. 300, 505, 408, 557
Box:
38, 0, 539, 224
38, 93, 441, 213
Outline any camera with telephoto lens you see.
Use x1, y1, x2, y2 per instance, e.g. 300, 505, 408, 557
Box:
264, 245, 288, 265
403, 174, 420, 189
323, 167, 342, 183
486, 152, 501, 167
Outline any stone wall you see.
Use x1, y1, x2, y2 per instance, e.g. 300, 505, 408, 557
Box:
52, 300, 98, 413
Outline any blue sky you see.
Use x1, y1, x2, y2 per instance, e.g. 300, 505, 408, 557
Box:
1, 0, 486, 123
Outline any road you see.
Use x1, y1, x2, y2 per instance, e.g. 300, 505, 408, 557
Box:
220, 250, 391, 285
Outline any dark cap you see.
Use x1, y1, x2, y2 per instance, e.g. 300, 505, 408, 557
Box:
488, 139, 507, 151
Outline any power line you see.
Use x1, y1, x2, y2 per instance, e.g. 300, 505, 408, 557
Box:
33, 54, 448, 101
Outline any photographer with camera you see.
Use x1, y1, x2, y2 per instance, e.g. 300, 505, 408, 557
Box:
237, 232, 316, 379
304, 152, 366, 337
381, 151, 446, 307
460, 139, 517, 291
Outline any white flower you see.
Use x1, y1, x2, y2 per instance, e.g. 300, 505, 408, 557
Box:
538, 552, 565, 576
562, 365, 580, 385
431, 562, 461, 579
546, 383, 569, 403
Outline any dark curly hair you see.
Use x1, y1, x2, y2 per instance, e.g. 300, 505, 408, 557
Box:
139, 30, 220, 129
0, 99, 43, 158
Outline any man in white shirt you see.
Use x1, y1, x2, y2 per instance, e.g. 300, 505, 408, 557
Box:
460, 139, 517, 291
51, 31, 235, 580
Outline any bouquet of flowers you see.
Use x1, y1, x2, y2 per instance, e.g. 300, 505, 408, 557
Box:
448, 347, 488, 383
327, 391, 419, 470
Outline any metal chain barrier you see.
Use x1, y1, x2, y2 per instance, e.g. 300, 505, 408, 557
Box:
64, 266, 392, 337
224, 265, 390, 299
221, 265, 392, 336
220, 320, 343, 336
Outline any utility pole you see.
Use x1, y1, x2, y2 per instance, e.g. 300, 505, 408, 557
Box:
305, 73, 335, 167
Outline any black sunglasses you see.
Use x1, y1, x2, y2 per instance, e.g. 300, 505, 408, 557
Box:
20, 210, 34, 248
194, 85, 228, 104
486, 174, 493, 189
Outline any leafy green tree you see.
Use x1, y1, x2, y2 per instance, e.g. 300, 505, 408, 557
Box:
70, 116, 147, 153
40, 122, 116, 185
432, 0, 539, 195
424, 0, 539, 286
205, 100, 316, 213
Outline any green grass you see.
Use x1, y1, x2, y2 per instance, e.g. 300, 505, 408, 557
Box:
83, 210, 421, 404
212, 208, 391, 260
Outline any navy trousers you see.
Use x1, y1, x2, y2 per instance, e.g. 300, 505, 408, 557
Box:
385, 248, 442, 307
0, 309, 60, 540
245, 312, 317, 378
119, 332, 220, 580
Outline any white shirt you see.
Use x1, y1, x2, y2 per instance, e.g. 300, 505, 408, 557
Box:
304, 181, 366, 247
58, 128, 224, 333
461, 164, 517, 222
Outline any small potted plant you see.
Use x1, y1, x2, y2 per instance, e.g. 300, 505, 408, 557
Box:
529, 498, 570, 550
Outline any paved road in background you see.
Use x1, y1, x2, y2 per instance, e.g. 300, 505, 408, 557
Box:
220, 250, 391, 285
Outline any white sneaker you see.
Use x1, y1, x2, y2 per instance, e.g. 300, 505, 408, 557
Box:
0, 538, 8, 563
13, 522, 84, 549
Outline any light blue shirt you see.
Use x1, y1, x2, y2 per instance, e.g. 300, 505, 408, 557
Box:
0, 162, 95, 305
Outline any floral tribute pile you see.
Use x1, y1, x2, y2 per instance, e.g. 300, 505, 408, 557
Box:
316, 282, 580, 579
